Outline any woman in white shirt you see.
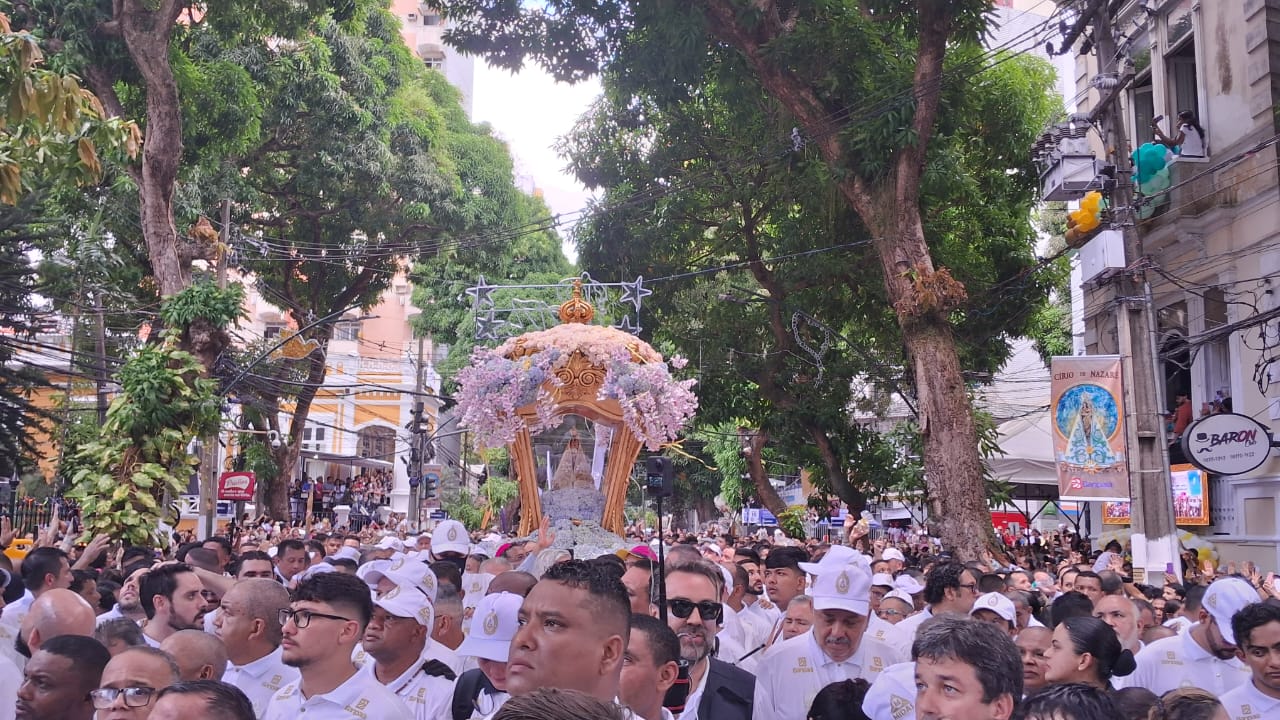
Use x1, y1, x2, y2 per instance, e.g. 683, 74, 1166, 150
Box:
1152, 111, 1206, 158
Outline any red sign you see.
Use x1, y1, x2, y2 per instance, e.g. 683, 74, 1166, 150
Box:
218, 471, 256, 501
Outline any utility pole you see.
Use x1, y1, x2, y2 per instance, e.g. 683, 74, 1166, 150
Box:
198, 200, 233, 539
409, 335, 426, 530
92, 291, 109, 427
1088, 3, 1177, 585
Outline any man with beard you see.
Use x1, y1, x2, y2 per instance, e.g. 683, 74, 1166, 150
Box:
652, 561, 754, 720
215, 579, 297, 718
97, 568, 149, 627
359, 583, 456, 719
138, 564, 206, 647
15, 634, 111, 720
1127, 576, 1256, 696
720, 564, 769, 661
733, 550, 778, 628
263, 572, 410, 719
756, 557, 900, 720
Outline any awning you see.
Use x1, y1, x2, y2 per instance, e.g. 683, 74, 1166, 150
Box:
986, 410, 1059, 487
302, 451, 394, 470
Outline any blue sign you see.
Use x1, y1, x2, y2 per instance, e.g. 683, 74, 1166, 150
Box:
429, 510, 448, 520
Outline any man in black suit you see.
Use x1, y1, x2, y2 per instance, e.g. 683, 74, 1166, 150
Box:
653, 560, 754, 720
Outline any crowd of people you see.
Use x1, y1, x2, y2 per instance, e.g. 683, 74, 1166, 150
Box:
0, 510, 1277, 720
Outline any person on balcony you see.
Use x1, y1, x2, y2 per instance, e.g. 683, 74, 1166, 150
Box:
1152, 111, 1206, 158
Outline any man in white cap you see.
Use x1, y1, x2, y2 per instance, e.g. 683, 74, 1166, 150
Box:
755, 558, 902, 720
430, 520, 471, 569
874, 591, 914, 626
360, 583, 457, 719
864, 574, 902, 648
356, 561, 462, 674
1126, 576, 1257, 696
372, 536, 406, 560
452, 592, 522, 718
969, 592, 1017, 638
881, 548, 906, 574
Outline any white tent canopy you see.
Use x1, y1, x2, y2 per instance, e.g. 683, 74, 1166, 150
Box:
987, 410, 1059, 487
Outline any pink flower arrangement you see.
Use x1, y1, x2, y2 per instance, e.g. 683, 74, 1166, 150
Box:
457, 326, 698, 450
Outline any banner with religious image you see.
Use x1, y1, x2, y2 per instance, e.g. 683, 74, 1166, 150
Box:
1051, 356, 1131, 501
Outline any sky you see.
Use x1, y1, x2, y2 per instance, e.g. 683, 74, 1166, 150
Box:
470, 60, 602, 263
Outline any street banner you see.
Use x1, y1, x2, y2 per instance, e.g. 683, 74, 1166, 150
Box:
1102, 464, 1209, 526
217, 471, 256, 501
1051, 356, 1130, 501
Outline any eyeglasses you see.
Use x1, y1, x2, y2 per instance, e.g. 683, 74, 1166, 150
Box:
90, 687, 156, 709
957, 583, 978, 594
279, 608, 352, 629
876, 609, 908, 619
667, 599, 723, 622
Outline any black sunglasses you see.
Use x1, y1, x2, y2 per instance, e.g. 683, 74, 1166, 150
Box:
667, 599, 723, 622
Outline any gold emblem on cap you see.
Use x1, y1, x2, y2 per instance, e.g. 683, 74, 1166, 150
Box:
988, 595, 999, 606
419, 607, 432, 624
835, 571, 851, 594
1208, 595, 1218, 609
391, 558, 404, 570
448, 526, 459, 541
424, 575, 435, 593
483, 610, 499, 635
383, 586, 400, 600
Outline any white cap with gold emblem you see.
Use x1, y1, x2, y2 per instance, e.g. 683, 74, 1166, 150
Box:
373, 583, 435, 627
431, 519, 471, 556
969, 592, 1016, 623
456, 591, 523, 662
810, 561, 872, 616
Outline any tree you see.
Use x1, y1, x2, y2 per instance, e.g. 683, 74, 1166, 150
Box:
435, 0, 1058, 557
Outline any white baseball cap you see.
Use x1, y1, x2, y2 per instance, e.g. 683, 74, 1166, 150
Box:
798, 545, 864, 576
356, 559, 392, 587
871, 573, 895, 589
365, 557, 440, 604
326, 546, 361, 562
970, 592, 1016, 623
373, 584, 434, 627
297, 562, 338, 582
883, 589, 915, 605
810, 562, 872, 616
894, 575, 925, 595
882, 548, 906, 563
431, 520, 471, 556
1203, 577, 1260, 645
456, 591, 523, 662
860, 661, 917, 720
375, 535, 406, 553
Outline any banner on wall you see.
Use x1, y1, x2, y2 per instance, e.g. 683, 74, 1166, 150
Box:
1051, 356, 1130, 501
1102, 464, 1210, 526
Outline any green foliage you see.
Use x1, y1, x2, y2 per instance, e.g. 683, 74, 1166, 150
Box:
158, 281, 245, 329
777, 505, 807, 541
482, 477, 519, 512
444, 488, 485, 531
67, 332, 221, 545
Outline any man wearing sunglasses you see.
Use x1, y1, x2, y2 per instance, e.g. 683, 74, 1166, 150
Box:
653, 561, 754, 720
262, 572, 411, 720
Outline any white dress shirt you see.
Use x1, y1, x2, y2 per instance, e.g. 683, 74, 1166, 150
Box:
262, 666, 413, 720
224, 647, 300, 719
1126, 624, 1251, 696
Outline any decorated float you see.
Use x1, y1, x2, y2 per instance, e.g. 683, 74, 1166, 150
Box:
455, 281, 697, 546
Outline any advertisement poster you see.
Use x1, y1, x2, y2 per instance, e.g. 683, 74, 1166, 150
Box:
1102, 464, 1210, 526
1051, 356, 1130, 501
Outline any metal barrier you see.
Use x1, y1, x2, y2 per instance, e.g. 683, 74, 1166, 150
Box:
7, 496, 80, 538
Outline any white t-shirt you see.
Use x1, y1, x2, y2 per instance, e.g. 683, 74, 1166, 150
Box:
1125, 624, 1251, 696
0, 653, 19, 720
224, 647, 299, 719
262, 666, 412, 720
1178, 123, 1206, 157
1219, 678, 1280, 720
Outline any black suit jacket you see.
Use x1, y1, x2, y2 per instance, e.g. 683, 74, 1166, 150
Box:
695, 657, 755, 720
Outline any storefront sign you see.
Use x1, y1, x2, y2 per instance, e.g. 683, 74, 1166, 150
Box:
217, 471, 256, 501
1102, 464, 1209, 526
1180, 412, 1272, 476
1050, 356, 1130, 501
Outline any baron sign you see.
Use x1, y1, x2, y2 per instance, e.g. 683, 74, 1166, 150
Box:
217, 471, 257, 501
1181, 412, 1273, 476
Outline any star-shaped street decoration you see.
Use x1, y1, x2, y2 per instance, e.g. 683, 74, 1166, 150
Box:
475, 310, 507, 341
465, 275, 496, 310
618, 276, 653, 312
613, 314, 642, 335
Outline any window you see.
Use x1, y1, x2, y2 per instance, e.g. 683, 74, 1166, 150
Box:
423, 14, 440, 25
302, 426, 326, 453
423, 55, 444, 70
407, 12, 417, 21
334, 321, 359, 341
1128, 26, 1154, 146
1166, 40, 1198, 121
264, 323, 285, 340
358, 426, 396, 461
1202, 287, 1231, 411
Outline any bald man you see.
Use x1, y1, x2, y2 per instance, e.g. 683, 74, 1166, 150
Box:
159, 630, 228, 681
18, 589, 96, 664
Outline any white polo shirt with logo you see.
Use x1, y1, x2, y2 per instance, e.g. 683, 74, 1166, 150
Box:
358, 651, 455, 720
1127, 624, 1251, 696
225, 646, 300, 719
262, 666, 413, 720
755, 629, 901, 720
1219, 679, 1280, 720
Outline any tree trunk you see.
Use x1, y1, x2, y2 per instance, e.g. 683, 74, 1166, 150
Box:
810, 428, 867, 516
745, 429, 788, 517
269, 330, 334, 519
699, 0, 995, 559
112, 1, 189, 299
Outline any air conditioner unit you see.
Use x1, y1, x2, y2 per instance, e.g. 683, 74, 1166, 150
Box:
1078, 229, 1125, 283
1040, 153, 1098, 201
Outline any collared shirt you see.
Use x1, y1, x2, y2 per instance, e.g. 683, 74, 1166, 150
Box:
676, 658, 712, 720
263, 666, 412, 720
1126, 623, 1251, 696
225, 647, 300, 719
359, 649, 455, 720
756, 630, 899, 720
1219, 678, 1280, 720
354, 639, 462, 676
95, 604, 128, 626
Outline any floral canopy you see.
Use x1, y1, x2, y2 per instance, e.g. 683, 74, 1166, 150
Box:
455, 282, 697, 534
